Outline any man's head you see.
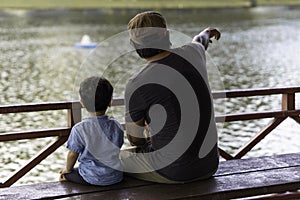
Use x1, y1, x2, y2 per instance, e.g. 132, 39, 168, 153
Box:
128, 11, 171, 59
128, 11, 167, 30
79, 76, 113, 113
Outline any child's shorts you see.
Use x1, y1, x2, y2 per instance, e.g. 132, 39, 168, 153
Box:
64, 168, 90, 185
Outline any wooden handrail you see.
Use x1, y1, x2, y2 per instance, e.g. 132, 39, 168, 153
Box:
0, 86, 299, 187
0, 101, 81, 114
216, 110, 300, 122
0, 98, 124, 114
0, 128, 70, 142
212, 86, 300, 98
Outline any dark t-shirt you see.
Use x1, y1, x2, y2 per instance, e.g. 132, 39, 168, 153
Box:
125, 43, 219, 181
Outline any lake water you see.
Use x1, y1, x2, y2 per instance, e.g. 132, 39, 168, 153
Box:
0, 7, 299, 185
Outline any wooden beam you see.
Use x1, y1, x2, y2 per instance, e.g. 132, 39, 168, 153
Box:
0, 128, 70, 142
218, 148, 234, 160
234, 117, 286, 159
212, 86, 300, 99
291, 116, 300, 124
1, 137, 68, 187
0, 101, 81, 114
111, 98, 125, 106
215, 110, 300, 122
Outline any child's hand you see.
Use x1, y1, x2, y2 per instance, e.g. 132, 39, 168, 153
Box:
60, 168, 71, 175
59, 168, 71, 181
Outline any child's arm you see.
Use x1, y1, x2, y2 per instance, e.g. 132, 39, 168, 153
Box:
65, 150, 79, 172
59, 150, 79, 180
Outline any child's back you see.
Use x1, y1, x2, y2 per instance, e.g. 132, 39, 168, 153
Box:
60, 76, 124, 186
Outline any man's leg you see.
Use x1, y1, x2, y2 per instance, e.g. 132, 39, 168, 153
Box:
120, 147, 181, 184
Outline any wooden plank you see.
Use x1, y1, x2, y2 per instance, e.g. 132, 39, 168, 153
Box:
1, 86, 299, 114
212, 87, 300, 99
215, 110, 300, 123
111, 98, 125, 106
0, 98, 123, 114
0, 128, 70, 142
216, 153, 300, 176
0, 177, 153, 200
237, 191, 300, 200
0, 101, 81, 114
67, 166, 300, 200
0, 153, 299, 199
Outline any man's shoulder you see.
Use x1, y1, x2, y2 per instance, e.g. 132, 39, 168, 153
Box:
173, 42, 205, 55
125, 64, 152, 92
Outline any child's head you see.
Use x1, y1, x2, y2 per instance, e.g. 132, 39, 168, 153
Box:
79, 76, 113, 113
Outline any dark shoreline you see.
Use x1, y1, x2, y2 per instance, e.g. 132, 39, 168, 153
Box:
0, 4, 300, 14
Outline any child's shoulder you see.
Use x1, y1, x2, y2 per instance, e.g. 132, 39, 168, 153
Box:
71, 118, 92, 130
70, 120, 85, 133
107, 117, 124, 131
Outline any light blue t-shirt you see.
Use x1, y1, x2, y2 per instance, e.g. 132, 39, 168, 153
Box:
67, 115, 124, 186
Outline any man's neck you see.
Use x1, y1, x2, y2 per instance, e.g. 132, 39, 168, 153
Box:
146, 51, 171, 62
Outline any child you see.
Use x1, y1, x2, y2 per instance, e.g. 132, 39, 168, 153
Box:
59, 76, 124, 186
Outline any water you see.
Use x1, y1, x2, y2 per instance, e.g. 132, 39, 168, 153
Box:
0, 7, 299, 185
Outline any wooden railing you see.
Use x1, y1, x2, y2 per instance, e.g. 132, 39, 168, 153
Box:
213, 87, 300, 160
0, 86, 299, 187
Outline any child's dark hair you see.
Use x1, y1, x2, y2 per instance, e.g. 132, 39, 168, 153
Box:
79, 76, 113, 112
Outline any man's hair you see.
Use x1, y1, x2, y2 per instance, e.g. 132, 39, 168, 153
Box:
128, 11, 167, 30
128, 11, 170, 59
79, 76, 113, 112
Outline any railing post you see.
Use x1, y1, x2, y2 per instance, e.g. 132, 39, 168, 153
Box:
282, 92, 300, 124
282, 93, 295, 111
68, 102, 82, 127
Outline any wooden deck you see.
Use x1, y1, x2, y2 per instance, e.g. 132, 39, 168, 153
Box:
0, 153, 299, 200
1, 86, 299, 199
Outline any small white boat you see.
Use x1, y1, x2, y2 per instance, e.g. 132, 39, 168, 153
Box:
75, 34, 97, 48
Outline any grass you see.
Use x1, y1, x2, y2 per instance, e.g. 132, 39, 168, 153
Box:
0, 0, 300, 9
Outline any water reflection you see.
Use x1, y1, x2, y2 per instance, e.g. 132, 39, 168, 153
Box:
0, 7, 299, 185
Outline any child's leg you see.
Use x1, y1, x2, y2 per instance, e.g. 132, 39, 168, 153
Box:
63, 168, 91, 185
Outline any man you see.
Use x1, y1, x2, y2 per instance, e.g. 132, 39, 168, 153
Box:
121, 11, 221, 183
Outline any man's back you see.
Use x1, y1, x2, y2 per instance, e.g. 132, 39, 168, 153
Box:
125, 43, 219, 181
